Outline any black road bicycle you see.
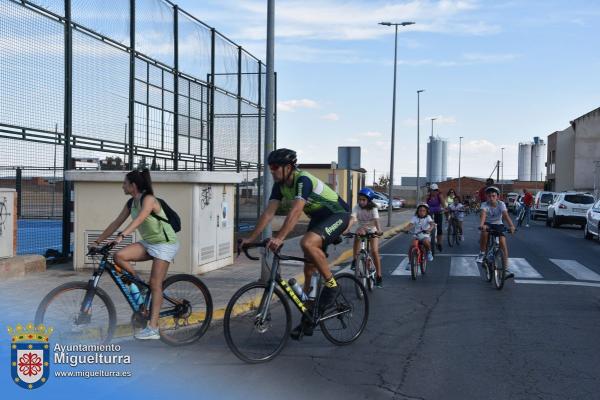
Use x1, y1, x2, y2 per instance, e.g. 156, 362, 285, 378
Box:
35, 243, 213, 345
478, 226, 515, 290
344, 231, 382, 293
447, 212, 463, 248
223, 240, 369, 363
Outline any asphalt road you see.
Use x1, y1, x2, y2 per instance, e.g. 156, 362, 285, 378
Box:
24, 212, 600, 400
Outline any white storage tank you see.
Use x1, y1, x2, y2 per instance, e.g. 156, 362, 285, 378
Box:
518, 143, 532, 181
530, 138, 546, 181
441, 140, 448, 181
427, 137, 447, 183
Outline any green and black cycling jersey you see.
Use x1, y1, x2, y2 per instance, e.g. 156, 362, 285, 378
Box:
269, 170, 350, 220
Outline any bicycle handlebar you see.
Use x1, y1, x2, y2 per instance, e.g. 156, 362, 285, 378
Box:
87, 242, 115, 256
478, 226, 517, 233
236, 239, 308, 263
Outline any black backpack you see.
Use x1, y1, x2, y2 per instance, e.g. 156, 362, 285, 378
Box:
127, 194, 181, 233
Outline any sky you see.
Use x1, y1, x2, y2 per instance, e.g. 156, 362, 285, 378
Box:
176, 0, 600, 184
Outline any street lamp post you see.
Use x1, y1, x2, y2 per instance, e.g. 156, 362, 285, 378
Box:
416, 89, 424, 206
379, 21, 415, 227
459, 136, 463, 197
501, 147, 505, 197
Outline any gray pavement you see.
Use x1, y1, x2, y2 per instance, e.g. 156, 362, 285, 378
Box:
0, 209, 412, 329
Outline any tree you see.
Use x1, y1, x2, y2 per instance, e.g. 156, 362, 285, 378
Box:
378, 175, 390, 190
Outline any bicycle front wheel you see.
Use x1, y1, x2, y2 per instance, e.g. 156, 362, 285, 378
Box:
493, 251, 506, 290
355, 254, 367, 297
34, 281, 116, 345
409, 247, 418, 280
447, 222, 455, 248
420, 250, 427, 275
223, 282, 291, 363
158, 274, 213, 346
320, 273, 369, 345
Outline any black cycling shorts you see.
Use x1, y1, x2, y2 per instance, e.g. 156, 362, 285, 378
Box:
485, 223, 505, 236
307, 212, 350, 248
432, 212, 443, 233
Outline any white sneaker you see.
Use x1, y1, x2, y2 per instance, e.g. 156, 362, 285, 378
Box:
135, 326, 160, 340
427, 251, 433, 262
476, 252, 485, 264
525, 224, 529, 228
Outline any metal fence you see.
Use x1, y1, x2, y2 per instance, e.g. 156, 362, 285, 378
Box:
0, 0, 272, 258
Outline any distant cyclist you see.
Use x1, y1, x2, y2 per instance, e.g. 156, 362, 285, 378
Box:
240, 148, 350, 340
343, 188, 383, 287
448, 194, 465, 241
476, 186, 516, 277
425, 183, 445, 252
91, 168, 180, 340
402, 203, 435, 262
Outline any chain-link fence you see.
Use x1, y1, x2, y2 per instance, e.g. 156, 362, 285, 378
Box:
0, 0, 270, 258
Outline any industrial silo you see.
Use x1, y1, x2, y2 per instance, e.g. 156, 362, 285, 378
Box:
518, 143, 532, 181
530, 137, 546, 181
427, 137, 446, 183
441, 140, 448, 181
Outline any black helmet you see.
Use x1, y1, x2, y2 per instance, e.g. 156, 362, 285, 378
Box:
267, 148, 297, 167
485, 186, 500, 195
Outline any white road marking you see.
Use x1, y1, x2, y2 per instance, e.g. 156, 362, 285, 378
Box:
382, 253, 478, 257
515, 280, 600, 288
549, 259, 600, 282
450, 257, 480, 277
391, 258, 411, 275
508, 258, 543, 278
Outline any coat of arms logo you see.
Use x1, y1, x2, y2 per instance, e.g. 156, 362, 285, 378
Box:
8, 323, 53, 390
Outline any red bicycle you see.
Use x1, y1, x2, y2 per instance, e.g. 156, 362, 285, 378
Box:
403, 230, 430, 280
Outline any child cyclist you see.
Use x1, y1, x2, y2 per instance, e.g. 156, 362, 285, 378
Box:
476, 186, 516, 277
343, 188, 383, 287
448, 194, 465, 241
402, 203, 435, 262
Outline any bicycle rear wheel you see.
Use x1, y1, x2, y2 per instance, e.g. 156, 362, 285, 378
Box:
409, 247, 418, 280
158, 274, 213, 346
493, 251, 506, 290
223, 282, 291, 363
34, 282, 116, 345
320, 273, 369, 345
447, 221, 455, 248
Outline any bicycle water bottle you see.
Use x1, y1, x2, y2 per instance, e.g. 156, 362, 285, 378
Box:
129, 283, 143, 306
288, 278, 308, 301
308, 273, 319, 300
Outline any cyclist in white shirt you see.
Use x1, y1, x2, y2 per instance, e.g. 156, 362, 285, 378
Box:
476, 186, 516, 276
402, 203, 435, 262
344, 188, 383, 287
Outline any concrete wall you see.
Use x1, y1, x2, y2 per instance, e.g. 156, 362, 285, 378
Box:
555, 125, 575, 191
573, 109, 600, 191
300, 167, 364, 209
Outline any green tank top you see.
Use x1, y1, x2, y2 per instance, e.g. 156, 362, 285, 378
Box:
130, 197, 178, 245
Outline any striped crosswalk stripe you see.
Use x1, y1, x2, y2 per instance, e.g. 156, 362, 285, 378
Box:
450, 256, 479, 277
549, 259, 600, 281
507, 258, 542, 278
391, 258, 411, 276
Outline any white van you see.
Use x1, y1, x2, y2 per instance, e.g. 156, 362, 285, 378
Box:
531, 191, 556, 220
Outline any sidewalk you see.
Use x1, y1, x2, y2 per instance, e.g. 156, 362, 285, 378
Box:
0, 209, 412, 335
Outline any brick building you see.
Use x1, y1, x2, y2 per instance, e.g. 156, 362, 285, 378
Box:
434, 177, 544, 201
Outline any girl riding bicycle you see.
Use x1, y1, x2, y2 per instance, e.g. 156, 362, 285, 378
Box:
91, 168, 180, 340
402, 203, 435, 262
343, 188, 383, 287
448, 194, 465, 241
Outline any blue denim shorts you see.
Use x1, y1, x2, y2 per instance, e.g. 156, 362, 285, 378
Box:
139, 240, 180, 263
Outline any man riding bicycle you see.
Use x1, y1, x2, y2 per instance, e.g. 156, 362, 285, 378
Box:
476, 186, 516, 278
240, 148, 350, 340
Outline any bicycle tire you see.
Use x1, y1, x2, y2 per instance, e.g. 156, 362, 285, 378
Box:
455, 224, 461, 247
223, 282, 291, 363
493, 251, 506, 290
320, 273, 369, 346
158, 274, 213, 346
409, 247, 418, 280
420, 249, 427, 275
355, 254, 367, 297
34, 281, 116, 345
365, 257, 374, 292
430, 227, 437, 256
447, 221, 454, 248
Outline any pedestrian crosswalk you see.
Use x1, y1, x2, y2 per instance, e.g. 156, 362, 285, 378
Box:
386, 254, 600, 287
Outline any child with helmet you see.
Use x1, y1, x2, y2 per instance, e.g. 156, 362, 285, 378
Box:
402, 203, 435, 262
343, 188, 384, 287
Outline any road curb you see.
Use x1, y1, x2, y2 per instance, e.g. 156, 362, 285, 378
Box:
111, 220, 411, 340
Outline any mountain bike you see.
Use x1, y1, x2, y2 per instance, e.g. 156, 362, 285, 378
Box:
402, 230, 430, 280
515, 203, 526, 227
223, 240, 369, 363
344, 231, 382, 293
478, 226, 515, 290
35, 243, 213, 345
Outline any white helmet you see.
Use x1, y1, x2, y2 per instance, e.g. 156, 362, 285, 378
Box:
430, 183, 439, 190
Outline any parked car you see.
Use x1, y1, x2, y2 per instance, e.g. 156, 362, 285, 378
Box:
506, 192, 519, 213
531, 191, 556, 220
394, 197, 406, 208
584, 199, 600, 240
546, 192, 595, 228
372, 197, 388, 211
373, 191, 398, 210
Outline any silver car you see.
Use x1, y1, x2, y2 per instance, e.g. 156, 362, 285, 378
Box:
584, 199, 600, 240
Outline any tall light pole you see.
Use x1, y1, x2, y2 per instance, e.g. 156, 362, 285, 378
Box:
458, 136, 463, 197
379, 21, 415, 226
501, 147, 505, 197
427, 117, 437, 184
416, 89, 424, 206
